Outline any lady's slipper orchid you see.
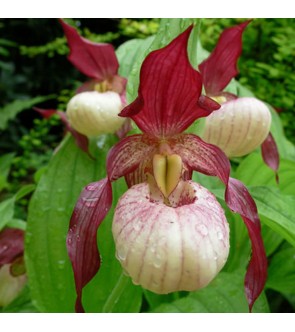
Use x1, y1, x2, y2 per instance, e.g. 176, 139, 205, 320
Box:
36, 20, 129, 155
59, 19, 127, 138
199, 21, 279, 180
67, 26, 267, 313
0, 228, 26, 307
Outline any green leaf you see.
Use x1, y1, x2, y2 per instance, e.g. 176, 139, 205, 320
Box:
213, 186, 295, 248
0, 95, 55, 130
143, 290, 179, 311
126, 18, 200, 103
152, 272, 269, 313
15, 184, 36, 201
261, 219, 284, 256
249, 187, 295, 247
268, 107, 295, 162
116, 36, 154, 79
266, 247, 295, 294
6, 219, 27, 231
236, 152, 295, 195
0, 196, 15, 231
0, 152, 15, 191
25, 134, 142, 312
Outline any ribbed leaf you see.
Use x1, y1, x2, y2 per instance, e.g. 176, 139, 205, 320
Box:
236, 152, 295, 195
213, 185, 295, 249
266, 247, 295, 294
25, 134, 141, 312
0, 197, 15, 231
0, 95, 55, 130
116, 36, 154, 79
152, 272, 269, 313
0, 153, 15, 191
249, 187, 295, 247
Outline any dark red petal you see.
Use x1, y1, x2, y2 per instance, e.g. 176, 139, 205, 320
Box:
226, 178, 268, 312
56, 111, 92, 159
174, 134, 267, 310
261, 132, 280, 183
199, 20, 251, 96
59, 19, 119, 80
173, 134, 230, 183
34, 107, 57, 119
0, 228, 24, 267
67, 178, 112, 312
34, 107, 91, 157
120, 26, 215, 138
107, 134, 157, 182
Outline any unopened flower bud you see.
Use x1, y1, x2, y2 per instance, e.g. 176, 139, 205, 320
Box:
112, 181, 229, 294
0, 265, 26, 307
201, 97, 271, 157
66, 91, 125, 137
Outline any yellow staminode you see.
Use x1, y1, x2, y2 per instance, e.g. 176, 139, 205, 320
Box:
153, 154, 182, 198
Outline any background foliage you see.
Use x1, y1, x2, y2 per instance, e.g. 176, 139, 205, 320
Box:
0, 18, 294, 313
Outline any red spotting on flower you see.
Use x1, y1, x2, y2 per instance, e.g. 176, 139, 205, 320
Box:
68, 26, 267, 312
0, 228, 24, 267
199, 20, 251, 96
261, 132, 280, 183
59, 19, 119, 81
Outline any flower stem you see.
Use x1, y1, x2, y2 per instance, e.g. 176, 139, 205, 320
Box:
102, 272, 129, 313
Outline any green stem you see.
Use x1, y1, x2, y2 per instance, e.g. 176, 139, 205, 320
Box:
102, 272, 129, 313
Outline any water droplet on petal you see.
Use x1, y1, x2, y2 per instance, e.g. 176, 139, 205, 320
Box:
153, 253, 164, 268
217, 231, 224, 240
116, 244, 128, 262
86, 185, 96, 191
196, 224, 208, 236
133, 223, 141, 232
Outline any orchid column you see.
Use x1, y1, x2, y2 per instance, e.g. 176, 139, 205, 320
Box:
67, 26, 267, 313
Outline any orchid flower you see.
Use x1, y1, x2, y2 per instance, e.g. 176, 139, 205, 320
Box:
67, 26, 267, 313
0, 228, 26, 307
36, 19, 129, 155
199, 21, 279, 181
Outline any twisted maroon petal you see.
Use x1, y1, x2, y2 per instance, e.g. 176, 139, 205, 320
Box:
261, 132, 280, 183
67, 178, 112, 312
120, 26, 218, 138
0, 228, 24, 267
59, 19, 119, 80
34, 108, 91, 158
199, 21, 251, 96
226, 178, 267, 311
174, 134, 267, 311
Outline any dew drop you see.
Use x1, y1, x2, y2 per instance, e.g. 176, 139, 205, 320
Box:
133, 223, 141, 232
217, 231, 224, 240
132, 279, 140, 286
86, 185, 97, 191
153, 253, 164, 268
116, 244, 128, 262
197, 224, 208, 236
57, 260, 65, 270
